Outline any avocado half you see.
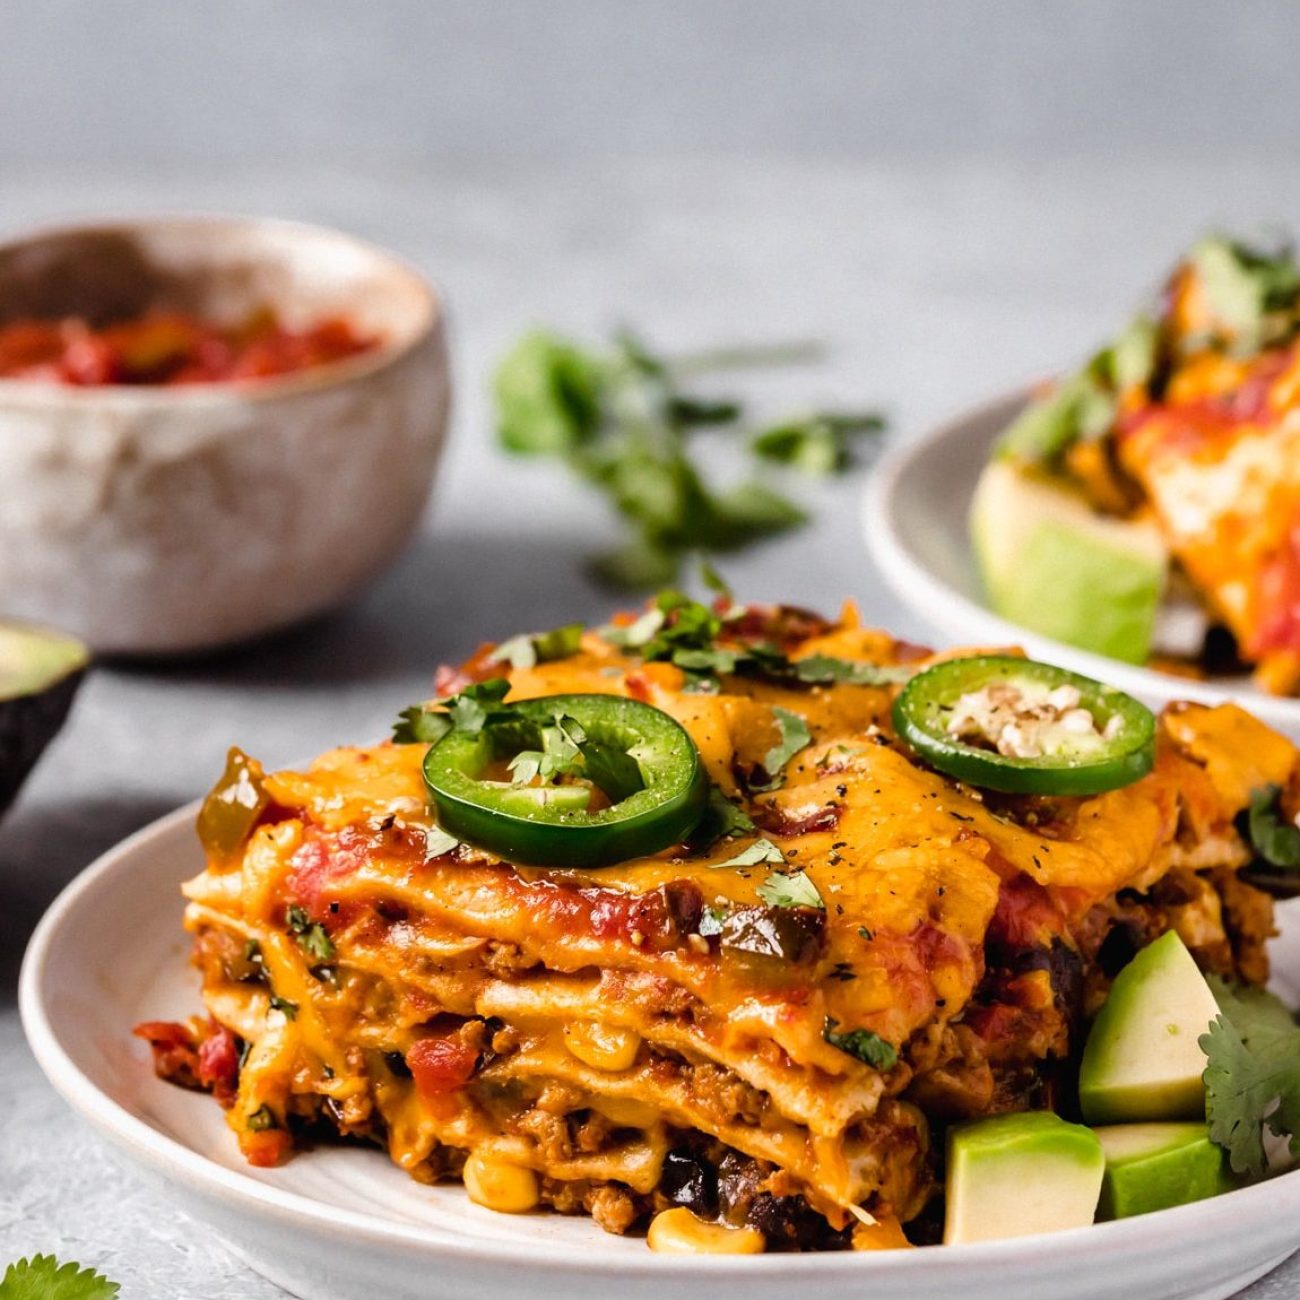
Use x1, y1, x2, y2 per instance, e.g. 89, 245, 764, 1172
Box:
0, 619, 89, 816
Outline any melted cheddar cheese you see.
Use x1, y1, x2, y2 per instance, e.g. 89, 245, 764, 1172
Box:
160, 605, 1292, 1248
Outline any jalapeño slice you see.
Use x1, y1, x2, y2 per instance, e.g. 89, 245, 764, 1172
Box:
422, 694, 708, 867
892, 655, 1156, 796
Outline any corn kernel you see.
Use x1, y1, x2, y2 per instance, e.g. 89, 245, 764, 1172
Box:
463, 1150, 539, 1214
647, 1207, 765, 1255
562, 1021, 641, 1072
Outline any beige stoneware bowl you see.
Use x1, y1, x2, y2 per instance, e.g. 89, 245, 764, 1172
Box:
0, 215, 450, 656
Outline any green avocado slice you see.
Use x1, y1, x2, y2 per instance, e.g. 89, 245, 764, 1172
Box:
0, 620, 89, 816
1079, 931, 1221, 1124
944, 1112, 1105, 1244
1093, 1122, 1235, 1219
970, 460, 1167, 665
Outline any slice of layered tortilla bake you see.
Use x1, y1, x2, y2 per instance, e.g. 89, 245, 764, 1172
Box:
137, 598, 1293, 1250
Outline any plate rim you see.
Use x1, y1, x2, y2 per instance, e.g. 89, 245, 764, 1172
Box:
17, 799, 1300, 1280
862, 386, 1300, 729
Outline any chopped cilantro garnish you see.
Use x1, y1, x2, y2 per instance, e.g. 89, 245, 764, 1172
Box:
392, 679, 512, 744
269, 994, 298, 1021
790, 654, 912, 687
713, 837, 786, 869
424, 825, 460, 859
0, 1256, 120, 1300
286, 905, 335, 962
750, 706, 811, 791
507, 710, 645, 804
823, 1017, 898, 1071
490, 622, 584, 670
757, 868, 824, 910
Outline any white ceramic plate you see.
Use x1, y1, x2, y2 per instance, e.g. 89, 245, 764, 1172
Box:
19, 806, 1300, 1300
864, 390, 1300, 736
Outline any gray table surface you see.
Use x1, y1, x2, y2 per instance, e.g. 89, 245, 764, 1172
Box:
1, 156, 1297, 1298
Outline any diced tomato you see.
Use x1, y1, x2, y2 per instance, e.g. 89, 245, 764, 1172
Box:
197, 1025, 241, 1102
285, 829, 368, 928
986, 874, 1070, 956
433, 663, 474, 698
406, 1034, 478, 1100
0, 308, 377, 386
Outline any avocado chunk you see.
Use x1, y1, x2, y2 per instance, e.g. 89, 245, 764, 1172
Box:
944, 1112, 1105, 1244
970, 460, 1167, 665
1093, 1122, 1234, 1220
1079, 930, 1220, 1124
0, 620, 89, 816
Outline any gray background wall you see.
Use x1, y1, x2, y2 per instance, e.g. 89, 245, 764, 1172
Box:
2, 0, 1298, 168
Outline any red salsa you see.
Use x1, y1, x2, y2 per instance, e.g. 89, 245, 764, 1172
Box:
0, 307, 379, 385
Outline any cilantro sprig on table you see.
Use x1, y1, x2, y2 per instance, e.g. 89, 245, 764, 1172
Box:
0, 1256, 120, 1300
1202, 976, 1300, 1178
493, 328, 885, 588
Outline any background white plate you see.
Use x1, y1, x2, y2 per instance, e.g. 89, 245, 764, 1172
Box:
863, 391, 1300, 737
19, 806, 1300, 1300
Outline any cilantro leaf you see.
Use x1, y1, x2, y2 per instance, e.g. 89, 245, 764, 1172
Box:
392, 705, 452, 745
1201, 976, 1300, 1178
751, 706, 811, 791
509, 714, 584, 786
669, 396, 742, 427
447, 679, 512, 735
1210, 975, 1300, 1050
751, 410, 884, 475
757, 868, 824, 910
699, 560, 733, 600
269, 994, 298, 1021
1238, 784, 1300, 895
508, 711, 645, 806
1192, 236, 1300, 353
392, 679, 512, 744
713, 837, 786, 869
997, 371, 1116, 465
671, 646, 741, 675
823, 1018, 898, 1071
0, 1257, 120, 1300
285, 905, 335, 962
578, 739, 645, 803
790, 654, 913, 686
494, 330, 604, 455
490, 623, 585, 670
424, 826, 460, 859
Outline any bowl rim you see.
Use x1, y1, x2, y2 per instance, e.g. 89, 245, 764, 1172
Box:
17, 798, 1300, 1283
0, 211, 443, 407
